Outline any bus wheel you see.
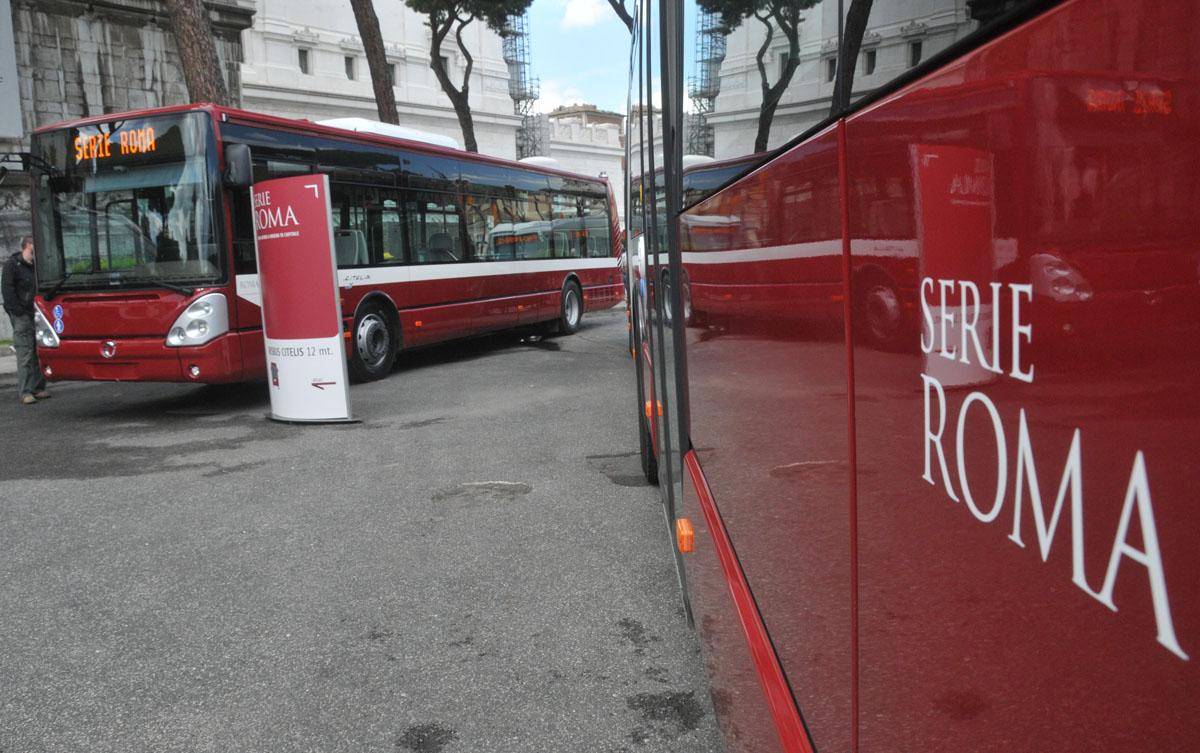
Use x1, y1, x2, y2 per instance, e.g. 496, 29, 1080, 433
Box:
858, 275, 904, 351
558, 280, 583, 335
350, 302, 397, 382
639, 405, 659, 485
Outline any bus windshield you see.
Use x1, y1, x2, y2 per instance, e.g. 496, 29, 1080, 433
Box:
31, 112, 223, 291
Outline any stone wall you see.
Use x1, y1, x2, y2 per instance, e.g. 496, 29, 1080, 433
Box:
0, 0, 253, 338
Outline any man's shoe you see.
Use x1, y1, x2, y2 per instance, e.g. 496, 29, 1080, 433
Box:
19, 394, 36, 405
33, 390, 51, 400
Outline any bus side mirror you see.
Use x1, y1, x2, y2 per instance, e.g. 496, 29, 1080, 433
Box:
224, 144, 252, 187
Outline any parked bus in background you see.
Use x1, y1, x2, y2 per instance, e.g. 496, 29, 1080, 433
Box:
27, 105, 622, 384
629, 0, 1199, 751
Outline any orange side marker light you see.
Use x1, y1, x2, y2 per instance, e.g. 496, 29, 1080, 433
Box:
644, 400, 653, 419
675, 518, 695, 553
414, 320, 423, 328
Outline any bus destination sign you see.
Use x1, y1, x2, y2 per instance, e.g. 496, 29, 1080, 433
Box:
74, 125, 158, 163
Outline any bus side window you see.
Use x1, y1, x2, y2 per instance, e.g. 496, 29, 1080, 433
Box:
463, 193, 493, 261
330, 183, 369, 268
552, 193, 582, 259
488, 197, 518, 261
377, 191, 406, 264
406, 192, 466, 264
513, 190, 551, 260
585, 196, 612, 258
228, 187, 257, 274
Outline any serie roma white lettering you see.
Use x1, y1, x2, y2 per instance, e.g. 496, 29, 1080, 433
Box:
255, 205, 299, 231
252, 190, 300, 232
919, 274, 1184, 660
920, 277, 1022, 372
922, 372, 1188, 661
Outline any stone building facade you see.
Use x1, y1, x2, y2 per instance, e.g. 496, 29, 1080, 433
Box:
709, 0, 979, 159
0, 0, 253, 337
543, 105, 625, 221
238, 0, 521, 159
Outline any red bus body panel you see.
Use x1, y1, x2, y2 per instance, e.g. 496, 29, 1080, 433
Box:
673, 0, 1200, 750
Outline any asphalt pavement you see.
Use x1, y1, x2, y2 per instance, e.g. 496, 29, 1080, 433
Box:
0, 309, 723, 753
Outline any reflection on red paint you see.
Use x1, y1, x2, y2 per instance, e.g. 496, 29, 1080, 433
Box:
669, 0, 1200, 750
1086, 85, 1173, 115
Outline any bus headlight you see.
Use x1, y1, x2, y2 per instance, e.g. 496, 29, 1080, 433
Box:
1031, 253, 1093, 303
34, 307, 60, 348
166, 293, 228, 347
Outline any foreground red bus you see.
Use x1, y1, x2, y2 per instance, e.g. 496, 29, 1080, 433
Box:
27, 104, 622, 384
629, 0, 1198, 750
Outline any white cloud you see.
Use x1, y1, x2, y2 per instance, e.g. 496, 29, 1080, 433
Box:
535, 79, 589, 113
561, 0, 609, 29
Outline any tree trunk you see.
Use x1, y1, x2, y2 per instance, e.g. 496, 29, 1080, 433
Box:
752, 12, 799, 153
428, 12, 478, 151
350, 0, 399, 124
445, 87, 477, 153
832, 0, 873, 115
163, 0, 230, 106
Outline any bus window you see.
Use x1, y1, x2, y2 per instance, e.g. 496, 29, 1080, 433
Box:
406, 193, 465, 264
229, 187, 257, 273
379, 194, 405, 264
463, 194, 493, 260
584, 196, 612, 257
364, 188, 406, 265
552, 194, 583, 258
330, 183, 370, 268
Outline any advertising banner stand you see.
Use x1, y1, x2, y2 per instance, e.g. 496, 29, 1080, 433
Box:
912, 144, 997, 389
251, 174, 356, 423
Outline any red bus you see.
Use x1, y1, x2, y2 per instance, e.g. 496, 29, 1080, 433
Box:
629, 0, 1198, 751
27, 104, 623, 384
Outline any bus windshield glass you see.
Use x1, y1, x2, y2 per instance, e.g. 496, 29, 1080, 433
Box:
31, 112, 222, 291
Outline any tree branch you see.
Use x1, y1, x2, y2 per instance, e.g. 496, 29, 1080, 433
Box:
832, 0, 873, 115
606, 0, 634, 32
754, 11, 773, 97
455, 13, 475, 94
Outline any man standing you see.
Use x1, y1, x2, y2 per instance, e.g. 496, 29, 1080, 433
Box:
2, 236, 50, 405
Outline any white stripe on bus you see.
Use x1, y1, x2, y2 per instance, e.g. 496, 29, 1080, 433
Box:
235, 256, 619, 306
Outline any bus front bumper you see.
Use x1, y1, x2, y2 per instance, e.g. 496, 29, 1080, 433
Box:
37, 333, 245, 384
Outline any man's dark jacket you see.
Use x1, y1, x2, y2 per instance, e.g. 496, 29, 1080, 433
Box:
1, 252, 36, 317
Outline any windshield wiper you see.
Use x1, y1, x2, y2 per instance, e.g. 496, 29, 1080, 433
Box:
43, 272, 74, 301
141, 280, 195, 296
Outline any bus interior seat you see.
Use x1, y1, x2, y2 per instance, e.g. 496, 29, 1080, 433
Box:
335, 230, 369, 266
425, 232, 458, 263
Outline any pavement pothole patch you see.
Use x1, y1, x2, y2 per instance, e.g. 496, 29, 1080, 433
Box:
396, 722, 458, 753
586, 451, 649, 487
431, 481, 532, 504
616, 617, 662, 655
626, 690, 706, 742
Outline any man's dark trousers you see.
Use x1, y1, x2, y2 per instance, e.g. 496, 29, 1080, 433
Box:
8, 313, 45, 397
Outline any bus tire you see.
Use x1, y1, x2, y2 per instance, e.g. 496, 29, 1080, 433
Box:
349, 301, 398, 382
639, 405, 659, 485
856, 270, 905, 351
558, 280, 583, 335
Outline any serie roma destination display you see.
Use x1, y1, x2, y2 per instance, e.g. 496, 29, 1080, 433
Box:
251, 173, 353, 422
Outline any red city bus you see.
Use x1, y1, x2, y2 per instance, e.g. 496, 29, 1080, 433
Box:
27, 104, 623, 384
629, 0, 1199, 751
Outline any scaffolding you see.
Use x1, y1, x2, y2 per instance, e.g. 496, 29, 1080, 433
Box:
503, 13, 543, 158
686, 9, 726, 156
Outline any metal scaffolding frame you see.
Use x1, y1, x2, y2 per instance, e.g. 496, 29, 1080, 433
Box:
503, 13, 543, 158
686, 9, 725, 156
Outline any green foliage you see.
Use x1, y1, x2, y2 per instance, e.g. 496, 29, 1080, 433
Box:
401, 0, 532, 34
697, 0, 818, 35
